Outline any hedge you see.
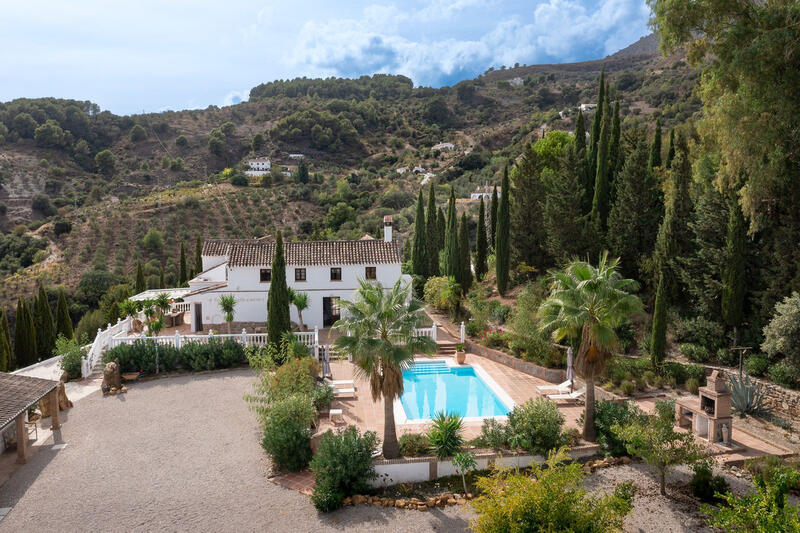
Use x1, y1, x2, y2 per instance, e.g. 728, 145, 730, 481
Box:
103, 339, 245, 373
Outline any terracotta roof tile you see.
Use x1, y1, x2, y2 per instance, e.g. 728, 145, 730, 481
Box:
0, 372, 58, 430
224, 240, 401, 267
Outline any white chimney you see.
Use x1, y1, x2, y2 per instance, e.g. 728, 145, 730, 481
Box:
383, 215, 393, 243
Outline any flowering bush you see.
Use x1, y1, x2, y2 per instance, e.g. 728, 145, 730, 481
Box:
481, 327, 508, 349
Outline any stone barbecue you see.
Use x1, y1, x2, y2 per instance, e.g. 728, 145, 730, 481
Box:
675, 370, 733, 445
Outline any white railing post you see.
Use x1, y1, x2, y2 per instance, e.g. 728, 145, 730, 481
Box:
175, 331, 181, 350
241, 328, 247, 346
432, 323, 438, 342
314, 326, 319, 348
460, 322, 465, 344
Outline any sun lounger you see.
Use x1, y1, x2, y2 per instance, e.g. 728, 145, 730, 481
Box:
324, 378, 355, 389
333, 388, 356, 399
547, 387, 586, 402
536, 380, 574, 394
329, 409, 344, 423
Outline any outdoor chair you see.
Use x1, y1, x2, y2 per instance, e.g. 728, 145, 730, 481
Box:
547, 386, 586, 403
333, 388, 356, 399
536, 380, 575, 395
324, 378, 355, 389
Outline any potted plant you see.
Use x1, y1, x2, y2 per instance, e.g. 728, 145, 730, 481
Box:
455, 343, 466, 364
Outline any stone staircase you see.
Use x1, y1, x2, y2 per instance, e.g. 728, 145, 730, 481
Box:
436, 341, 458, 356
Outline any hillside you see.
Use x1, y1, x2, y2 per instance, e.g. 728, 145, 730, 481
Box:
0, 36, 698, 318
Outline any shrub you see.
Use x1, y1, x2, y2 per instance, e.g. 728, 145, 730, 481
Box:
179, 339, 243, 371
478, 418, 509, 451
56, 335, 85, 379
762, 292, 800, 366
261, 395, 316, 472
507, 398, 566, 455
399, 432, 430, 457
488, 302, 511, 324
642, 370, 656, 385
684, 364, 706, 385
427, 411, 464, 459
310, 427, 378, 512
768, 360, 798, 388
267, 357, 319, 402
471, 448, 635, 533
481, 328, 508, 349
679, 343, 711, 363
674, 316, 725, 352
104, 340, 181, 373
744, 354, 770, 376
590, 401, 643, 457
689, 460, 730, 504
230, 173, 249, 186
685, 377, 700, 394
32, 194, 56, 216
311, 384, 334, 411
423, 276, 460, 315
75, 309, 106, 342
53, 219, 72, 236
716, 347, 739, 367
142, 228, 164, 250
620, 380, 635, 396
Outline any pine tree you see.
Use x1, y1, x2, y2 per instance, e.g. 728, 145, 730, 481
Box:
721, 198, 747, 344
542, 144, 587, 261
607, 130, 664, 279
14, 298, 36, 368
649, 118, 662, 169
411, 189, 428, 278
178, 242, 187, 286
135, 260, 145, 293
459, 212, 473, 292
425, 183, 440, 276
35, 284, 55, 361
0, 309, 10, 372
475, 197, 488, 280
490, 185, 499, 248
510, 143, 547, 268
267, 231, 291, 348
574, 110, 592, 212
496, 164, 511, 295
436, 207, 446, 253
55, 289, 74, 340
608, 99, 621, 185
587, 69, 606, 185
666, 128, 675, 169
443, 188, 460, 280
159, 264, 165, 289
650, 272, 667, 366
194, 235, 203, 274
590, 98, 612, 232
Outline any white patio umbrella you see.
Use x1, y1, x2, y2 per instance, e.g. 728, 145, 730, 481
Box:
321, 346, 332, 377
565, 347, 575, 392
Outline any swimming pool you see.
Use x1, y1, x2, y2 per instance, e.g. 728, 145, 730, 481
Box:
398, 360, 512, 421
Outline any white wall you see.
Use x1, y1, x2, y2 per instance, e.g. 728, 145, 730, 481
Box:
201, 255, 227, 273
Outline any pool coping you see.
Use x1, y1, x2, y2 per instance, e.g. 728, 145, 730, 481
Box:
394, 357, 517, 425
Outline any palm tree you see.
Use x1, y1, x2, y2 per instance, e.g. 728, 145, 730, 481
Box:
333, 279, 438, 458
119, 299, 139, 321
538, 252, 642, 441
292, 291, 309, 331
154, 293, 171, 318
218, 294, 237, 334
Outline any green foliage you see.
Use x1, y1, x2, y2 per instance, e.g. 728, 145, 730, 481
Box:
458, 212, 473, 292
94, 149, 116, 175
762, 292, 800, 366
685, 377, 700, 394
592, 400, 643, 457
14, 298, 37, 368
266, 356, 318, 402
679, 343, 712, 364
398, 432, 430, 457
0, 309, 11, 371
423, 276, 461, 316
649, 118, 662, 169
478, 418, 510, 451
427, 411, 464, 459
471, 448, 634, 533
75, 309, 105, 343
218, 294, 236, 332
261, 395, 316, 472
542, 146, 587, 261
590, 98, 612, 232
310, 426, 378, 512
443, 188, 460, 281
721, 199, 747, 330
475, 198, 488, 280
507, 398, 566, 455
729, 374, 772, 418
510, 143, 548, 270
425, 183, 440, 277
650, 273, 667, 366
34, 284, 55, 361
0, 232, 47, 277
103, 338, 242, 373
56, 335, 85, 379
768, 360, 798, 389
270, 109, 362, 152
744, 354, 770, 377
495, 165, 511, 294
411, 189, 428, 279
142, 228, 164, 251
689, 459, 729, 504
453, 451, 478, 493
267, 231, 291, 348
129, 124, 147, 142
673, 316, 725, 352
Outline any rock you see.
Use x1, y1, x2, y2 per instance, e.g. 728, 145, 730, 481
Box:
426, 498, 436, 507
352, 495, 366, 505
416, 504, 427, 511
120, 386, 127, 393
456, 499, 467, 505
342, 497, 352, 506
447, 498, 456, 505
466, 493, 473, 500
395, 499, 406, 508
621, 456, 632, 465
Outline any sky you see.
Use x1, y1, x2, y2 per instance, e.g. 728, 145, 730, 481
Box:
0, 0, 652, 115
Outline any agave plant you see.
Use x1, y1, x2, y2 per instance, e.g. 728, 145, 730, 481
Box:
729, 374, 773, 418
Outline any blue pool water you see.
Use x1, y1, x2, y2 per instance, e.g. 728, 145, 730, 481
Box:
400, 361, 510, 420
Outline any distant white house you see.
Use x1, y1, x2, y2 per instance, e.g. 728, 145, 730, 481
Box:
509, 77, 524, 86
579, 103, 597, 112
396, 166, 409, 175
432, 142, 455, 151
420, 172, 435, 186
288, 153, 305, 160
173, 216, 409, 332
470, 183, 500, 200
412, 165, 425, 174
245, 157, 271, 176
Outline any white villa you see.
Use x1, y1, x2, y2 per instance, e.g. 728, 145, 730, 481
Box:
245, 157, 271, 176
172, 216, 407, 332
432, 142, 455, 151
579, 103, 597, 112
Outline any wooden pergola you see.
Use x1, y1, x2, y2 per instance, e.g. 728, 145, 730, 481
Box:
0, 372, 60, 464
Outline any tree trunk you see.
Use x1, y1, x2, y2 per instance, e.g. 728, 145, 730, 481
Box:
382, 394, 400, 459
227, 321, 231, 334
659, 470, 666, 496
582, 377, 596, 442
298, 309, 304, 330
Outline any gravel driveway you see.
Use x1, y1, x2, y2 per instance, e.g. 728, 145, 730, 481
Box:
0, 369, 471, 532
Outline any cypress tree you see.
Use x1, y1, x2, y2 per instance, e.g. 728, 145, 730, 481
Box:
159, 264, 165, 289
267, 230, 291, 347
574, 110, 592, 212
35, 284, 55, 361
607, 131, 663, 279
0, 308, 10, 358
475, 197, 488, 280
425, 183, 440, 276
721, 198, 747, 344
459, 212, 473, 292
436, 207, 446, 253
542, 145, 587, 261
608, 99, 621, 185
135, 260, 146, 293
649, 118, 662, 169
194, 235, 203, 274
666, 128, 675, 169
496, 164, 511, 295
590, 98, 612, 232
587, 69, 605, 184
574, 109, 586, 154
490, 185, 499, 248
56, 289, 74, 340
14, 298, 36, 368
443, 188, 460, 280
650, 272, 667, 366
510, 143, 548, 268
411, 189, 428, 278
0, 309, 10, 372
178, 242, 187, 286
